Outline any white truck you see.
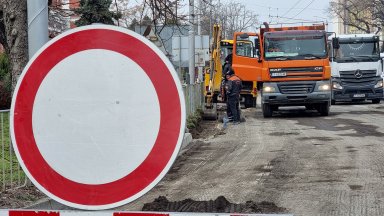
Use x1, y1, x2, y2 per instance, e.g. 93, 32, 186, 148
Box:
330, 34, 383, 104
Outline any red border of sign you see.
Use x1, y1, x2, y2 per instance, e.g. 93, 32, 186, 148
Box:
12, 29, 182, 206
4, 210, 271, 216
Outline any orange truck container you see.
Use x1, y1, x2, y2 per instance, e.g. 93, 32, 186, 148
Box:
232, 22, 331, 117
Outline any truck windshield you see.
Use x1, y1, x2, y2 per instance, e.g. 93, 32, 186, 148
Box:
264, 34, 326, 61
334, 40, 380, 62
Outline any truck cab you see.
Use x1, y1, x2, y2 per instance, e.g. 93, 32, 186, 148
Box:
233, 23, 332, 117
330, 34, 383, 104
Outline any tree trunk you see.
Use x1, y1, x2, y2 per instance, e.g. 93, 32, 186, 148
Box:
1, 0, 28, 92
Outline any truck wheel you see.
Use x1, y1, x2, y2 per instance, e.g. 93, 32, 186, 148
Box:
372, 99, 381, 104
331, 99, 336, 105
271, 105, 279, 111
317, 102, 330, 116
252, 97, 257, 108
244, 95, 256, 108
262, 103, 273, 118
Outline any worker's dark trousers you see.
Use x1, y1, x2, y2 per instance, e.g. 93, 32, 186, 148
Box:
228, 95, 240, 122
226, 99, 232, 120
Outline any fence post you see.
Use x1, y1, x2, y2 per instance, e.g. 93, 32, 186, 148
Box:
1, 112, 5, 191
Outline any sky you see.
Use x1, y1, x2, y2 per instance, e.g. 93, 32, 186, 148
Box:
219, 0, 333, 30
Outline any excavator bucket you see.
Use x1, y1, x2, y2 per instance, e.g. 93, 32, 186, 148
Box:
202, 103, 218, 120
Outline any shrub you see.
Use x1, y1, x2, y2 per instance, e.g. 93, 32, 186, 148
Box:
0, 53, 11, 109
187, 109, 203, 129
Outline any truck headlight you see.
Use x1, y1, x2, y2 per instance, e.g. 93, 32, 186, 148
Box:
374, 80, 383, 88
263, 86, 276, 93
318, 84, 330, 91
332, 82, 343, 90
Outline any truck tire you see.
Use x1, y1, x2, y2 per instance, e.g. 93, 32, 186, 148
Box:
244, 95, 256, 108
271, 105, 279, 111
317, 102, 330, 116
262, 103, 273, 118
372, 99, 381, 104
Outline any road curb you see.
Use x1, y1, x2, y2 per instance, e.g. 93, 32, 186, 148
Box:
180, 132, 193, 153
25, 197, 72, 210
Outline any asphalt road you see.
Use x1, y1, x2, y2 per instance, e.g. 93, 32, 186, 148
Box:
117, 101, 384, 216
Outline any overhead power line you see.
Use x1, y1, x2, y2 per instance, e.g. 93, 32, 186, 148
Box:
281, 0, 303, 18
248, 3, 323, 11
270, 15, 318, 23
289, 0, 315, 19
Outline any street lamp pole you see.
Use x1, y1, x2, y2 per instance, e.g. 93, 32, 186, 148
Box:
189, 0, 195, 84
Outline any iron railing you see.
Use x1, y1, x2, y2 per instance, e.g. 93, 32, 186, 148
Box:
0, 109, 27, 192
183, 82, 204, 117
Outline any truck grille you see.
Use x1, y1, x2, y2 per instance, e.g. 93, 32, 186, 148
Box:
278, 82, 315, 94
340, 70, 377, 85
344, 89, 374, 94
270, 67, 323, 79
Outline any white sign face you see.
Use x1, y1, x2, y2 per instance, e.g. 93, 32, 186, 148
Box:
10, 25, 186, 210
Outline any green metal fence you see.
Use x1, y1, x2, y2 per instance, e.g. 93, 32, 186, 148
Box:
0, 109, 27, 191
183, 82, 204, 118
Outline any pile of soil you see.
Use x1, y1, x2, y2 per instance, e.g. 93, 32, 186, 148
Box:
0, 186, 46, 209
142, 196, 287, 214
189, 121, 223, 139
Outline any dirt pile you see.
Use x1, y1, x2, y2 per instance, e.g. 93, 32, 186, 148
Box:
189, 121, 221, 139
0, 186, 45, 209
142, 196, 287, 214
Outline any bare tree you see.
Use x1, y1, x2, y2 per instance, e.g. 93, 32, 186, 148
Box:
224, 2, 259, 38
112, 0, 259, 39
330, 0, 383, 34
0, 0, 28, 91
49, 0, 74, 37
199, 0, 259, 39
110, 0, 144, 28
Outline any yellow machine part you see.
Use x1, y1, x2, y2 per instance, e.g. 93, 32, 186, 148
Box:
204, 25, 233, 105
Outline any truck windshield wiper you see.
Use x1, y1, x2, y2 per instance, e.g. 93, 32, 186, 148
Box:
343, 56, 359, 62
300, 54, 322, 59
355, 55, 377, 61
267, 56, 292, 61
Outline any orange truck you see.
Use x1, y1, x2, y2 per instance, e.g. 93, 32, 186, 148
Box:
232, 22, 331, 117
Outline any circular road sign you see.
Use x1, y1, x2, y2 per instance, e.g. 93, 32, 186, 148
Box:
10, 25, 186, 210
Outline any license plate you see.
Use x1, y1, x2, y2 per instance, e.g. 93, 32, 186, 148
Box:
271, 72, 286, 77
353, 94, 365, 98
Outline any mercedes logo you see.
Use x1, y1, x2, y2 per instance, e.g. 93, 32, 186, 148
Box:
354, 70, 363, 79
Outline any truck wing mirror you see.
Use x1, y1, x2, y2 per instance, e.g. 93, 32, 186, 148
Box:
332, 38, 340, 49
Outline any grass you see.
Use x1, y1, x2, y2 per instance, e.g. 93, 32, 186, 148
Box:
0, 111, 26, 190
